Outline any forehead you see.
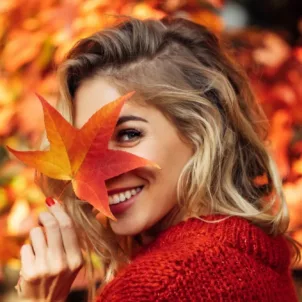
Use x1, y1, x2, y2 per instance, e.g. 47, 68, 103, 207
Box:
74, 77, 144, 128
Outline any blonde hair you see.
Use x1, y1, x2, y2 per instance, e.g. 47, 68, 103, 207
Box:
38, 16, 300, 300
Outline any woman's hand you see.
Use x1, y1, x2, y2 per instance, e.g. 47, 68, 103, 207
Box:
16, 197, 83, 302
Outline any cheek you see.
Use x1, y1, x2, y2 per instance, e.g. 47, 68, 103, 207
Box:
127, 135, 192, 186
142, 139, 191, 185
127, 138, 164, 165
157, 140, 191, 173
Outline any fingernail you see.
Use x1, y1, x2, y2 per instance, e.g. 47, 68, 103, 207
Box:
46, 197, 55, 207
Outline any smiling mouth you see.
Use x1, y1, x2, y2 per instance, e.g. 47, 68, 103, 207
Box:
108, 186, 144, 205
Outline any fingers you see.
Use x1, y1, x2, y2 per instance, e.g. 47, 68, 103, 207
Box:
29, 227, 47, 259
38, 211, 64, 254
38, 209, 70, 275
20, 244, 35, 281
16, 198, 83, 300
46, 198, 83, 271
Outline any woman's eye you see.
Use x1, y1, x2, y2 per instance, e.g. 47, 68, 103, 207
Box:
116, 129, 142, 143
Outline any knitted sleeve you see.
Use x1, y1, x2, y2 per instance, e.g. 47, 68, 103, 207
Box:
96, 243, 297, 302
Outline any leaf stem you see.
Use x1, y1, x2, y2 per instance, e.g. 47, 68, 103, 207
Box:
57, 180, 72, 201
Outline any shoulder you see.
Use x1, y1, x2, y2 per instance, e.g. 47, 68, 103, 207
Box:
96, 215, 294, 301
97, 239, 255, 301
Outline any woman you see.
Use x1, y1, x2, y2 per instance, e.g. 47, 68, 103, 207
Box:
16, 17, 299, 301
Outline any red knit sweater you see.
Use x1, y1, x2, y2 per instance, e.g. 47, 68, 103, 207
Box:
96, 215, 298, 301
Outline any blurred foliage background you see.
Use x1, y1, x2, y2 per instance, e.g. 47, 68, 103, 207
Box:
0, 0, 301, 300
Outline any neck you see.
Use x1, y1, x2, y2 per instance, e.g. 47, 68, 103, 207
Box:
136, 205, 187, 247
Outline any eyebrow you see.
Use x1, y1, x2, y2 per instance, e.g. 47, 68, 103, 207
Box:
116, 115, 148, 126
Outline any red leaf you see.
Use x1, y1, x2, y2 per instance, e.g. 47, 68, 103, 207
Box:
7, 92, 159, 220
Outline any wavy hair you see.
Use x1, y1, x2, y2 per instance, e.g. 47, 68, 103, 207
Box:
38, 16, 300, 300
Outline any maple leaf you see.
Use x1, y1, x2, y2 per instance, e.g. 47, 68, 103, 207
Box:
7, 92, 159, 221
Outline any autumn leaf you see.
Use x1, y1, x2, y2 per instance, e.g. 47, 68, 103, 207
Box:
7, 92, 159, 221
2, 30, 45, 72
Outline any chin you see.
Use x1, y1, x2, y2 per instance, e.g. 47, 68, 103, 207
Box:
109, 217, 144, 236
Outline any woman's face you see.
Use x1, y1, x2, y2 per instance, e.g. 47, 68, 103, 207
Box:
74, 77, 193, 236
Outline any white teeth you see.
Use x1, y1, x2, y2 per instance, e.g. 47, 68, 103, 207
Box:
109, 187, 142, 205
113, 194, 120, 204
119, 193, 126, 202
